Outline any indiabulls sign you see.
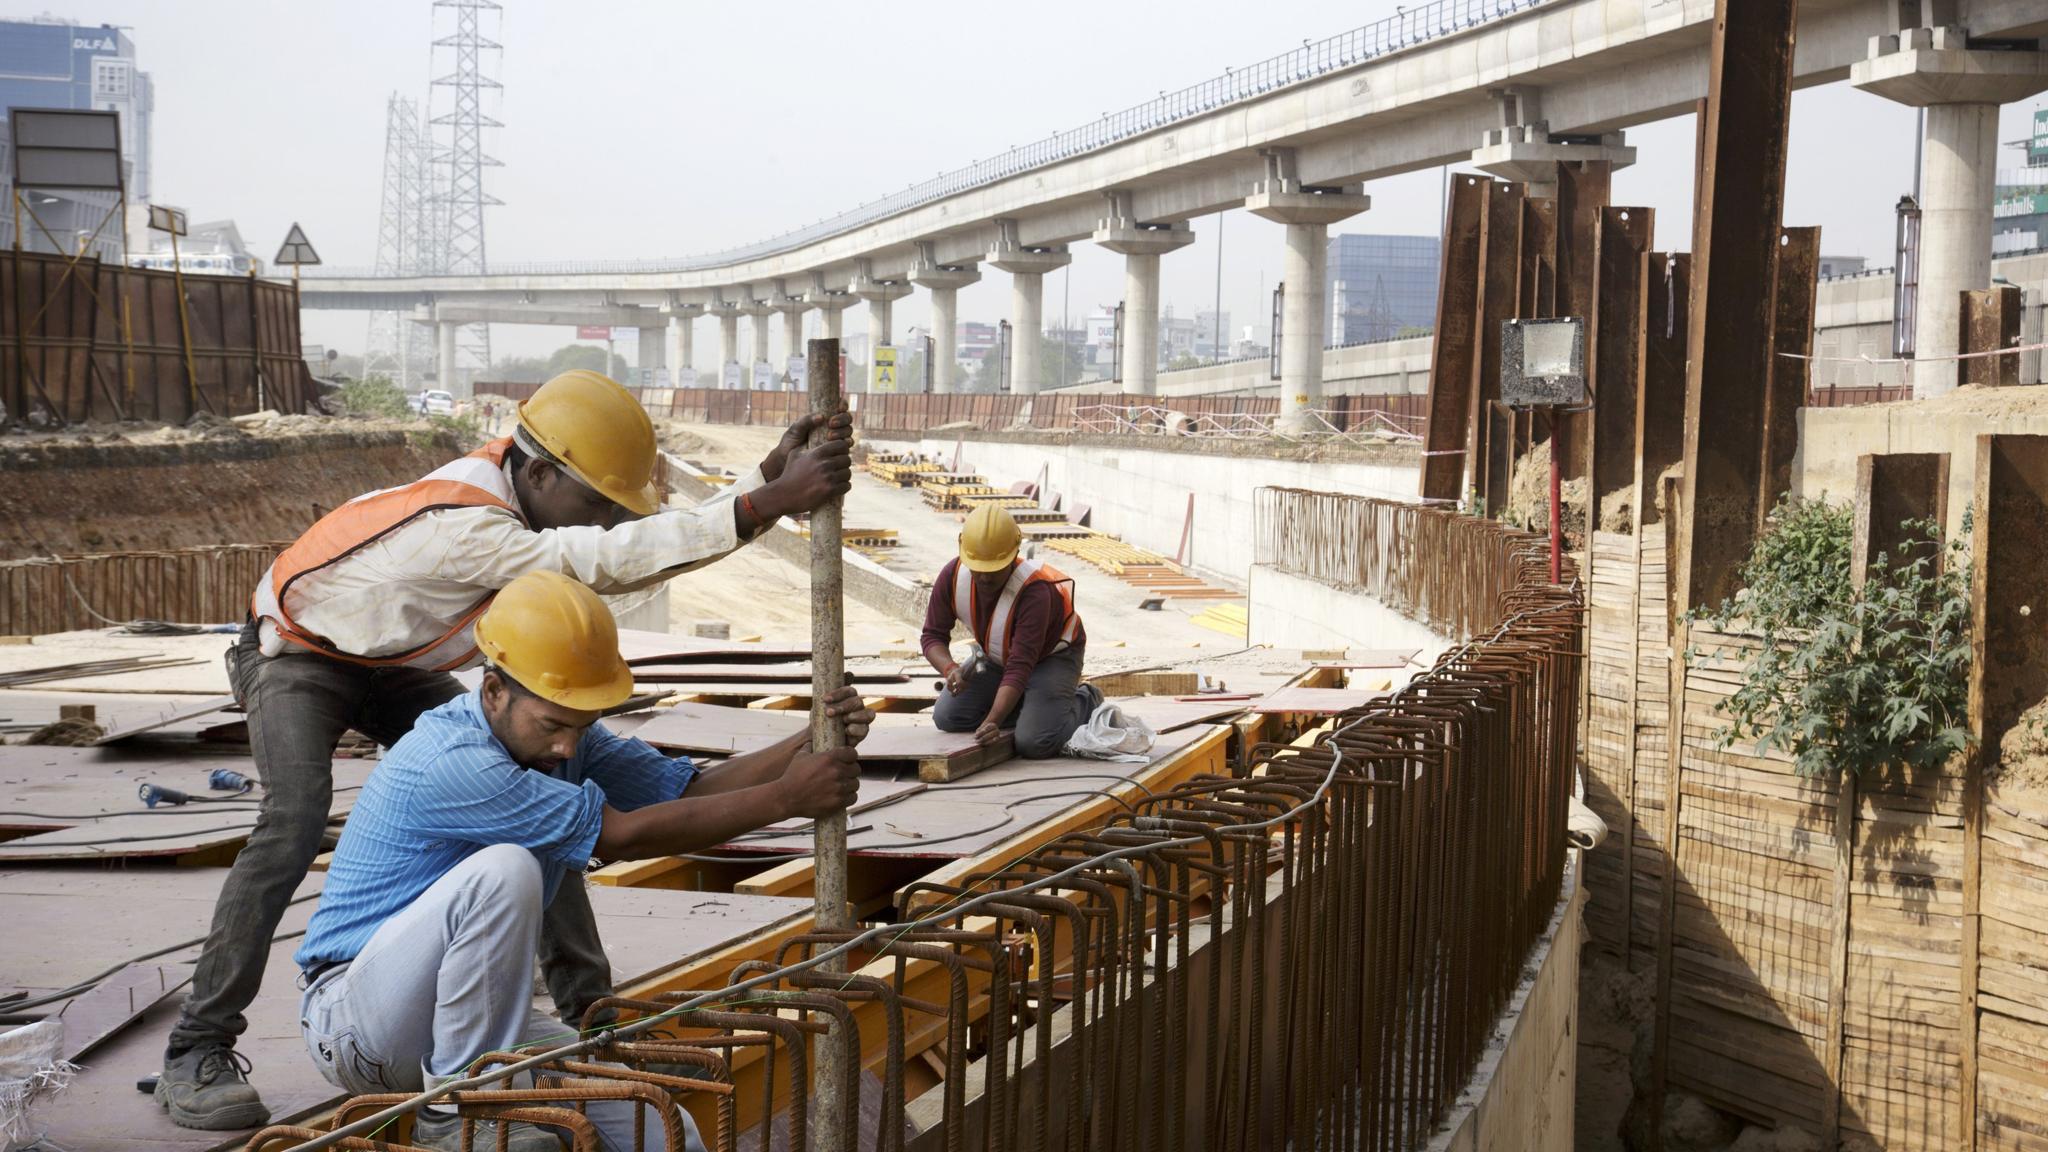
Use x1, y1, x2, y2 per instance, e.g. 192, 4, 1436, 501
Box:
576, 325, 611, 340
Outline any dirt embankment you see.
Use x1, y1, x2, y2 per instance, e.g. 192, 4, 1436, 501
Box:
0, 414, 468, 559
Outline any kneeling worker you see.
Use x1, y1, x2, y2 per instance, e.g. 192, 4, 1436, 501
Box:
923, 504, 1099, 758
293, 571, 870, 1151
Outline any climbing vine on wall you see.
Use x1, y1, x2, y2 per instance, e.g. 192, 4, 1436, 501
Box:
1695, 497, 1973, 781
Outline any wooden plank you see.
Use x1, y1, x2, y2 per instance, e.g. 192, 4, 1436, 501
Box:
55, 962, 195, 1062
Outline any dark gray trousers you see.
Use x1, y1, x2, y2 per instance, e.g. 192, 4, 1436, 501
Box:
932, 645, 1088, 759
169, 621, 613, 1054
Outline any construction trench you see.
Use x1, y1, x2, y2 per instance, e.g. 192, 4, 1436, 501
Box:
11, 8, 2048, 1152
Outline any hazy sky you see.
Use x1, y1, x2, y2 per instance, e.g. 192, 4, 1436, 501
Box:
7, 1, 2041, 362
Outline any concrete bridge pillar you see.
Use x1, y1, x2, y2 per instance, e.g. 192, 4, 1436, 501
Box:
986, 221, 1071, 396
1247, 153, 1371, 432
853, 265, 913, 388
911, 248, 980, 394
715, 307, 741, 386
665, 305, 699, 384
1855, 21, 2048, 397
636, 325, 664, 381
1093, 195, 1194, 397
744, 303, 774, 388
436, 321, 458, 393
804, 276, 854, 344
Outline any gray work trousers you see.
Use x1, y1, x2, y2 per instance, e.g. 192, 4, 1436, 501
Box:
299, 845, 705, 1152
932, 645, 1088, 758
170, 621, 614, 1054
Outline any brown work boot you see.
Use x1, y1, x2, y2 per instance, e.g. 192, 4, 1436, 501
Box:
155, 1043, 271, 1130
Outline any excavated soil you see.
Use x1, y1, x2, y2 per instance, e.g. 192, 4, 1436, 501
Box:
0, 413, 466, 559
1505, 443, 1589, 546
1993, 695, 2048, 798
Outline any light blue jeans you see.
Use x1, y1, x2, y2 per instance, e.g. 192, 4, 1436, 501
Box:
298, 844, 705, 1152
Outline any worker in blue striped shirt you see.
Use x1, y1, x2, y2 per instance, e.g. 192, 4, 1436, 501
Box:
293, 571, 869, 1152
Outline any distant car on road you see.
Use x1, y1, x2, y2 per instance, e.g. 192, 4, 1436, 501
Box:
411, 389, 456, 416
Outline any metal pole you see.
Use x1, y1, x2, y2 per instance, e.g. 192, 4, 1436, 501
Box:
1062, 264, 1071, 389
1213, 209, 1225, 364
168, 228, 202, 414
806, 335, 851, 1151
1549, 421, 1563, 584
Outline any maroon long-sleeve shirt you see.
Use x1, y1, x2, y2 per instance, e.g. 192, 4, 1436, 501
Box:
921, 558, 1085, 694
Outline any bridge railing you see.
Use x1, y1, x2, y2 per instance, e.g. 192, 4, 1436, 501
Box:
307, 0, 1541, 281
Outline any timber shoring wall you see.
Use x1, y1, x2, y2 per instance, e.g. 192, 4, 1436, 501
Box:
1, 543, 285, 635
1, 251, 321, 424
1578, 532, 2002, 1149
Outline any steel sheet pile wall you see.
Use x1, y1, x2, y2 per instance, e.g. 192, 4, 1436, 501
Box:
0, 543, 284, 635
1, 252, 320, 424
1253, 486, 1553, 642
280, 500, 1581, 1152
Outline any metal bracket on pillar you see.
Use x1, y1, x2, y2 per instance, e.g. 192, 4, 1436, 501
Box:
1470, 87, 1635, 197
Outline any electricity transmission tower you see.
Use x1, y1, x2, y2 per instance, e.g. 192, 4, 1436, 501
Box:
364, 94, 428, 387
428, 0, 503, 387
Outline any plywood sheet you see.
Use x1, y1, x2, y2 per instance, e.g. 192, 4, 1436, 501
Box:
0, 748, 373, 861
7, 865, 808, 1150
1110, 695, 1255, 733
736, 723, 1221, 859
1249, 686, 1384, 714
91, 695, 239, 745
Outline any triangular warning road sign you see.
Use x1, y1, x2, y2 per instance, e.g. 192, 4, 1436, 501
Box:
274, 223, 321, 267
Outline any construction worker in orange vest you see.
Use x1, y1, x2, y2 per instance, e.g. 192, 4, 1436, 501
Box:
922, 504, 1101, 759
156, 369, 852, 1132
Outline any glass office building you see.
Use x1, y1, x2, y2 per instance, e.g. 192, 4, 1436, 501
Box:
1325, 233, 1440, 345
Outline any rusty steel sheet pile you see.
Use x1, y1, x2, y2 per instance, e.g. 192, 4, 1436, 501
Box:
277, 501, 1579, 1152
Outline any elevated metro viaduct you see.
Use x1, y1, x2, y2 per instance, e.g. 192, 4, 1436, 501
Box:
300, 0, 2048, 419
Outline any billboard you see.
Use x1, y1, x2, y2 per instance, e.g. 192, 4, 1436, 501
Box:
576, 325, 610, 340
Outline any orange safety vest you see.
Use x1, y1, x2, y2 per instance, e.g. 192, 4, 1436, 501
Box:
250, 438, 520, 670
949, 557, 1081, 667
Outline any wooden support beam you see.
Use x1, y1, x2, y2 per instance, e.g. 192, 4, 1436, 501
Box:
1674, 0, 1798, 617
1422, 174, 1488, 502
1759, 226, 1821, 528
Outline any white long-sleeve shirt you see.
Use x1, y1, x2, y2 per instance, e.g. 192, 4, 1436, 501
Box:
259, 463, 766, 661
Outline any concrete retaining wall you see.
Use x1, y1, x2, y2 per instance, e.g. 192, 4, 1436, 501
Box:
1429, 856, 1584, 1152
1245, 564, 1447, 656
866, 433, 1421, 586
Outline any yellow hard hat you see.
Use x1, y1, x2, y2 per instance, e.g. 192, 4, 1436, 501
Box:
516, 369, 660, 516
474, 570, 635, 712
959, 504, 1023, 573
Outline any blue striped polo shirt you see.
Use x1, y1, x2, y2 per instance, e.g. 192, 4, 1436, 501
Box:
296, 692, 696, 970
